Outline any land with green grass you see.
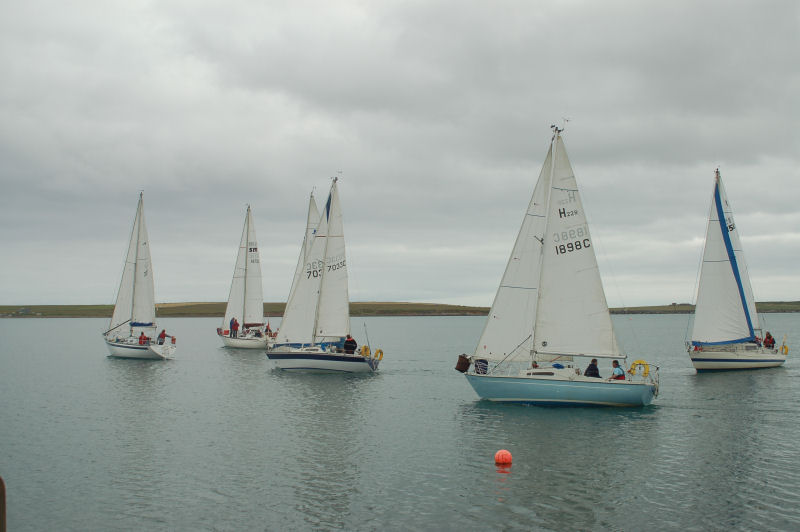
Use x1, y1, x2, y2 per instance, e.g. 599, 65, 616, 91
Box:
2, 301, 799, 318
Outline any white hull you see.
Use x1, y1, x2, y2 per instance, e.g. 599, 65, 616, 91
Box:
267, 347, 379, 373
689, 347, 786, 371
105, 337, 175, 360
219, 333, 270, 349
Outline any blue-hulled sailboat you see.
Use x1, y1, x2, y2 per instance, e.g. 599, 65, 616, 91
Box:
455, 127, 658, 406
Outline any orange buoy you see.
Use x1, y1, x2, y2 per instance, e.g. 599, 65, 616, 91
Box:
494, 449, 512, 465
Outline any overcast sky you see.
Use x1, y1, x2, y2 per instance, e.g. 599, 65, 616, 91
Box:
1, 0, 798, 307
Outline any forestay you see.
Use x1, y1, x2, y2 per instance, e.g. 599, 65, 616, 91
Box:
691, 171, 759, 345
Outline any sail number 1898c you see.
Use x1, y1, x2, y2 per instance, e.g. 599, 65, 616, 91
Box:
553, 227, 590, 255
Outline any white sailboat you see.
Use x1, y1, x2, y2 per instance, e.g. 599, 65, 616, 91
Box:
217, 205, 269, 348
103, 193, 175, 359
687, 169, 788, 370
455, 127, 658, 406
267, 178, 384, 372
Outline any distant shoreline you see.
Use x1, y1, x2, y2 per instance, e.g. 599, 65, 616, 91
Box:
2, 301, 799, 318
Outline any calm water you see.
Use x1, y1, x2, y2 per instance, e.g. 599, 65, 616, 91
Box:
2, 314, 800, 531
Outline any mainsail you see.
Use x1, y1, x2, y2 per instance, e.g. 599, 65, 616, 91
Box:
532, 134, 619, 359
223, 206, 264, 329
109, 193, 156, 335
691, 170, 759, 345
314, 180, 350, 342
475, 130, 620, 363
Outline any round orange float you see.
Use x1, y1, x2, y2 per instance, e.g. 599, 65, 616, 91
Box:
494, 449, 512, 465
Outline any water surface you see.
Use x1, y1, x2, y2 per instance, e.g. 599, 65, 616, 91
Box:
1, 314, 799, 530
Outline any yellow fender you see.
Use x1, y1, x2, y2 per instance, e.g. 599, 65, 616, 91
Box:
360, 345, 371, 357
627, 359, 650, 377
780, 344, 789, 356
374, 349, 384, 361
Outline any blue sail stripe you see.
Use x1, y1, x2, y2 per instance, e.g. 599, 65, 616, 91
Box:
714, 181, 755, 340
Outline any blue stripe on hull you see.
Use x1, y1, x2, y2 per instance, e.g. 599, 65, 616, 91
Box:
465, 374, 655, 407
267, 353, 368, 363
108, 343, 149, 350
267, 352, 378, 373
691, 357, 786, 363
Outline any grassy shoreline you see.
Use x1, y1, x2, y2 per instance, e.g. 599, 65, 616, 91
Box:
2, 301, 799, 318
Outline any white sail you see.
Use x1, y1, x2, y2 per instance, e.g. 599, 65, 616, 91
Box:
275, 199, 328, 345
691, 171, 758, 345
533, 134, 620, 359
314, 180, 350, 342
109, 194, 156, 335
474, 146, 552, 362
285, 193, 320, 318
223, 206, 265, 330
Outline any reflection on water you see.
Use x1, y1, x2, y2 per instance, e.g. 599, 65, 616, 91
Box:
1, 315, 800, 530
276, 372, 377, 529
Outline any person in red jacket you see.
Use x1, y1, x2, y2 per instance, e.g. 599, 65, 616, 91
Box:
138, 332, 147, 345
231, 318, 240, 338
158, 329, 167, 345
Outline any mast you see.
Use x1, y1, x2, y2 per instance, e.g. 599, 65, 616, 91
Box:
531, 126, 560, 357
130, 193, 143, 335
242, 205, 249, 324
311, 177, 336, 344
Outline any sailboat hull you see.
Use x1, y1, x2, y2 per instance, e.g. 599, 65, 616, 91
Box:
104, 338, 175, 360
465, 374, 656, 406
689, 348, 786, 371
219, 334, 269, 349
267, 350, 379, 373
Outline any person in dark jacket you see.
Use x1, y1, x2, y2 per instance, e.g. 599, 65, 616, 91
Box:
343, 334, 357, 354
584, 358, 600, 378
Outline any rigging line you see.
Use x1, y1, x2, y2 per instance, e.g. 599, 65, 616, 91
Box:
103, 319, 131, 336
488, 334, 533, 373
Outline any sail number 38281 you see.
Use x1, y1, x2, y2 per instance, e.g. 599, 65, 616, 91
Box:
555, 239, 591, 255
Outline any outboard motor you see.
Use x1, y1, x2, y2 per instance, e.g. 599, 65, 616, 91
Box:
455, 354, 471, 373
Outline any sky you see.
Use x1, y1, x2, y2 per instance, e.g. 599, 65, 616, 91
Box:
1, 0, 798, 307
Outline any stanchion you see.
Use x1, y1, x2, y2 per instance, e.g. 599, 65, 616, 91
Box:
1, 474, 6, 532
